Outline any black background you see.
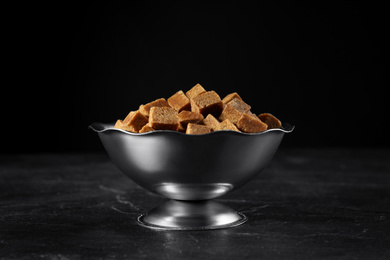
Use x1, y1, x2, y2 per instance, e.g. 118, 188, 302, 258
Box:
6, 2, 388, 153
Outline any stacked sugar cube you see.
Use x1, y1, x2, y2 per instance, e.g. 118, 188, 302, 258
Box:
114, 84, 281, 135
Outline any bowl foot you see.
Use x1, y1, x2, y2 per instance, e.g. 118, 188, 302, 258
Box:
137, 199, 247, 230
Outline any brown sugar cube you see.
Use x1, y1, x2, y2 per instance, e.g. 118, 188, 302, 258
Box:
237, 113, 268, 133
203, 114, 220, 131
246, 110, 258, 118
114, 119, 133, 132
178, 111, 204, 127
215, 119, 240, 132
258, 113, 282, 129
168, 90, 191, 112
190, 91, 224, 118
219, 98, 251, 125
121, 110, 149, 132
229, 98, 251, 112
222, 92, 242, 105
121, 111, 135, 124
139, 123, 154, 133
186, 83, 206, 99
149, 106, 180, 131
186, 123, 212, 135
139, 98, 169, 117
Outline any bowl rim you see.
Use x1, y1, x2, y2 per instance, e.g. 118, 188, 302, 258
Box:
89, 122, 294, 136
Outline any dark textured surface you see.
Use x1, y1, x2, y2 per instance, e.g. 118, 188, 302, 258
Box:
1, 149, 389, 259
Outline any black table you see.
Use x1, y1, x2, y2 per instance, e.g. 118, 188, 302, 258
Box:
1, 148, 389, 259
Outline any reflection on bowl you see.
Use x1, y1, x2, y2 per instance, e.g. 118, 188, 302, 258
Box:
154, 183, 233, 200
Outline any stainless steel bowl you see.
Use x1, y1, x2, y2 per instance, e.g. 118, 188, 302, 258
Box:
90, 122, 294, 230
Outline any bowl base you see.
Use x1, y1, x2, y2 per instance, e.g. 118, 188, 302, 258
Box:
137, 199, 247, 230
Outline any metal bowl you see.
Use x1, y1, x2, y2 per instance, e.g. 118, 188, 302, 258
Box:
89, 122, 294, 230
